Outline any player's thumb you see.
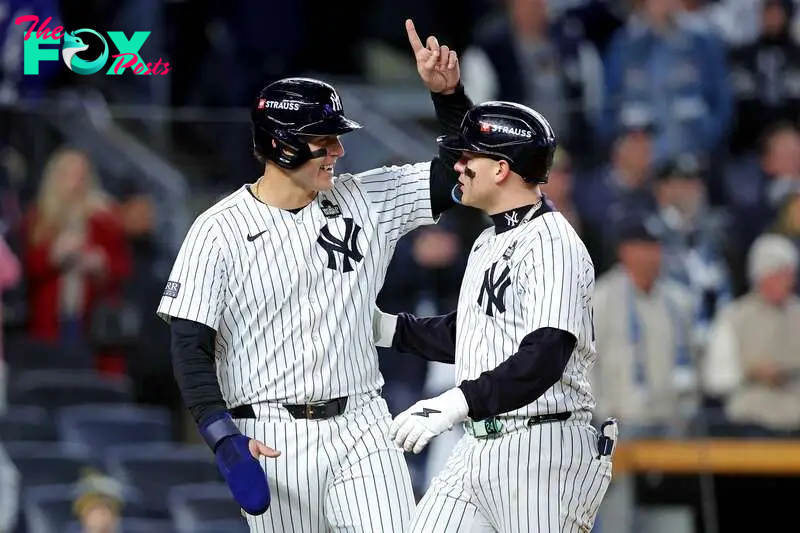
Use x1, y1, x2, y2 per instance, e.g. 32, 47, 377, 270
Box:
249, 439, 281, 459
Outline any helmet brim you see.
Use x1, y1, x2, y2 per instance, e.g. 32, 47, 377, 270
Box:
437, 134, 474, 154
295, 115, 362, 136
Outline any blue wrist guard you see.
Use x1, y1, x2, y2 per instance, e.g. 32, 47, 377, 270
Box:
200, 412, 271, 515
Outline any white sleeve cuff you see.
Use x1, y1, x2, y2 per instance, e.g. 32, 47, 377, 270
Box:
373, 308, 398, 348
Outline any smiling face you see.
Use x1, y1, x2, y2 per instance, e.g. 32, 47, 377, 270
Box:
286, 134, 345, 192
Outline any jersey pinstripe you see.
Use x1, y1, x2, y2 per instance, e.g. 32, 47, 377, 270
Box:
157, 162, 435, 407
455, 209, 596, 419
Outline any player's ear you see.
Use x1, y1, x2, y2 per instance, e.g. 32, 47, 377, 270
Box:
493, 160, 511, 184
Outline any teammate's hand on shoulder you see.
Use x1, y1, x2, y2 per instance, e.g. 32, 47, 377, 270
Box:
389, 387, 469, 454
405, 18, 460, 95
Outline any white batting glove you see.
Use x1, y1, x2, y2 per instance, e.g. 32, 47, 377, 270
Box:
372, 307, 398, 348
388, 387, 469, 454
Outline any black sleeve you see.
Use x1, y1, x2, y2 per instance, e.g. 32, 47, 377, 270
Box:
390, 311, 457, 364
170, 318, 228, 425
458, 327, 576, 420
430, 84, 473, 218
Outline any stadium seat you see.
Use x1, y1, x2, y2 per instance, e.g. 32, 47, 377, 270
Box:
64, 518, 179, 533
0, 405, 57, 442
105, 443, 220, 516
168, 482, 243, 532
4, 337, 93, 374
57, 404, 173, 456
28, 484, 147, 533
194, 519, 250, 533
4, 442, 92, 488
25, 484, 79, 533
8, 370, 134, 409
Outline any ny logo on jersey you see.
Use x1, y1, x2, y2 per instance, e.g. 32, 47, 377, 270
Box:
478, 262, 512, 317
504, 211, 519, 226
317, 217, 364, 272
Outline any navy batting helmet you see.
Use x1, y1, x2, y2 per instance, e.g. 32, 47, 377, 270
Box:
251, 77, 362, 169
437, 101, 557, 184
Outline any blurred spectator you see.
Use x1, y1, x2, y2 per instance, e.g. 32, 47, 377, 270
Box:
599, 0, 733, 167
0, 0, 63, 103
728, 0, 800, 155
72, 471, 124, 533
21, 147, 132, 375
574, 119, 657, 273
590, 215, 697, 436
460, 0, 604, 156
649, 153, 734, 341
0, 231, 20, 414
730, 122, 800, 267
0, 442, 19, 533
702, 233, 800, 435
540, 147, 582, 232
770, 185, 800, 272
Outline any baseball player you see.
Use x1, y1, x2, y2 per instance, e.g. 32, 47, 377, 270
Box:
373, 102, 617, 532
157, 20, 473, 533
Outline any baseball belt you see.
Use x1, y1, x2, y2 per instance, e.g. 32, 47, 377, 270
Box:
230, 397, 349, 420
464, 411, 572, 439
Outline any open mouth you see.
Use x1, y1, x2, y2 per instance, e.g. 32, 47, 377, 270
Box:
320, 164, 334, 173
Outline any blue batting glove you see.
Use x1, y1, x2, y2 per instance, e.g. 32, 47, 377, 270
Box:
200, 412, 272, 515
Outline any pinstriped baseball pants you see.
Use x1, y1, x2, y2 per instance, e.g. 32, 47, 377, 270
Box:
234, 392, 415, 533
410, 420, 612, 533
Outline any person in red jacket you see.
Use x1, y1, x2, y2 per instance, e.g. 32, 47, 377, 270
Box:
22, 147, 132, 375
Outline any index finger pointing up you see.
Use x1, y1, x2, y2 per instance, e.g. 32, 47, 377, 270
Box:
406, 19, 424, 53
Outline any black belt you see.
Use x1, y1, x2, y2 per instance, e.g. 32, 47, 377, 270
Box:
230, 397, 348, 420
526, 411, 572, 426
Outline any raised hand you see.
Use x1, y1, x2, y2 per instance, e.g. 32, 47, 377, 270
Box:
406, 18, 460, 95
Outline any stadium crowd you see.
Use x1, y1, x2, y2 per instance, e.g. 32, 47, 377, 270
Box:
1, 0, 800, 532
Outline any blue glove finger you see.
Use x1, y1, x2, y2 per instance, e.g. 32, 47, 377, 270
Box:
216, 434, 271, 515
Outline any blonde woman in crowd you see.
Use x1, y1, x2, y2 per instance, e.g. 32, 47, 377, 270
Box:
21, 147, 131, 375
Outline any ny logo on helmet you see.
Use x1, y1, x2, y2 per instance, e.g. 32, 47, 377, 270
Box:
329, 92, 343, 112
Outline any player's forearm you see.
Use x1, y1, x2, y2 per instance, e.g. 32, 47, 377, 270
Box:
458, 327, 576, 420
170, 318, 228, 425
431, 83, 472, 136
388, 311, 457, 364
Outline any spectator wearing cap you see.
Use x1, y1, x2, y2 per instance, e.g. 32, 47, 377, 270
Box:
72, 471, 124, 533
574, 117, 657, 273
728, 0, 800, 156
702, 233, 800, 435
649, 153, 734, 341
460, 0, 605, 157
590, 214, 698, 435
598, 0, 733, 168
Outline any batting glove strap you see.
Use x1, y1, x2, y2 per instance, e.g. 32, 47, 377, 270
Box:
200, 412, 240, 451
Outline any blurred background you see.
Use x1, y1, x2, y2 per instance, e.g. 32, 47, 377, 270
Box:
2, 0, 800, 532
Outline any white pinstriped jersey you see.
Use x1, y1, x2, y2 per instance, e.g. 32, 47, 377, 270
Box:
157, 162, 434, 408
456, 205, 596, 418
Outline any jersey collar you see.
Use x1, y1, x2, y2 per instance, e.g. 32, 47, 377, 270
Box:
490, 196, 553, 234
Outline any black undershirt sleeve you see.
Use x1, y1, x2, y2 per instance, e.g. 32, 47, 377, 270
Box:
170, 317, 227, 425
429, 84, 473, 218
458, 328, 577, 420
391, 311, 457, 364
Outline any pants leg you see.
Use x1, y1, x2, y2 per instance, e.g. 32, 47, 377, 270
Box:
409, 434, 495, 533
325, 396, 415, 532
235, 415, 329, 533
